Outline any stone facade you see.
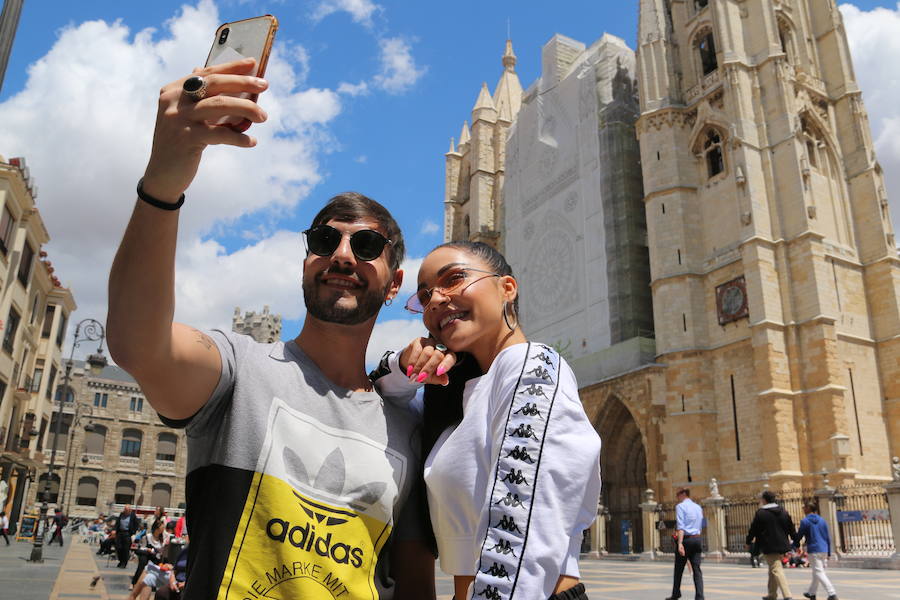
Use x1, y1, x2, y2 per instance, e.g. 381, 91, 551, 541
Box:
232, 305, 282, 343
445, 0, 900, 518
37, 361, 188, 518
632, 0, 899, 498
0, 155, 76, 528
444, 41, 522, 249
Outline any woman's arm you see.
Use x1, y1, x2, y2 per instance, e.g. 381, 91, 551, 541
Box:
473, 347, 602, 599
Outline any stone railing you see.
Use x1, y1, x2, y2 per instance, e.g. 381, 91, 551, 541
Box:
684, 69, 721, 103
153, 460, 176, 474
81, 453, 103, 468
118, 456, 141, 471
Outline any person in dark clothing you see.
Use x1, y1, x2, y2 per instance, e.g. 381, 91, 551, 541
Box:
665, 487, 705, 600
746, 490, 796, 600
114, 505, 139, 568
49, 508, 66, 546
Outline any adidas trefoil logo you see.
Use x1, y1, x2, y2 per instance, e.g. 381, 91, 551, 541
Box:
283, 446, 386, 525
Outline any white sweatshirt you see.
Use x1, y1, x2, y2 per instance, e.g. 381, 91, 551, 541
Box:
377, 342, 602, 600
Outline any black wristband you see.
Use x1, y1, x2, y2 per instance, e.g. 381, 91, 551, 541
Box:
137, 178, 185, 210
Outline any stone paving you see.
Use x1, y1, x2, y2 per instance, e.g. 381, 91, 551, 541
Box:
4, 536, 900, 599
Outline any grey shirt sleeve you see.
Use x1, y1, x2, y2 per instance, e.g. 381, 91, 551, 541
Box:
156, 329, 238, 434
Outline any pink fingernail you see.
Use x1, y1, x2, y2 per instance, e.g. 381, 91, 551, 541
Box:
436, 366, 446, 376
406, 365, 414, 377
416, 372, 428, 383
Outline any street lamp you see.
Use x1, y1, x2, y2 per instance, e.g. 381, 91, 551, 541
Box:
29, 318, 106, 563
59, 402, 95, 511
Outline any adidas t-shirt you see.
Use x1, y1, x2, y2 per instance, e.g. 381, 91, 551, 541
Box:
162, 330, 425, 600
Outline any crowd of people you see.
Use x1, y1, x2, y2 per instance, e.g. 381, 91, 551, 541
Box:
91, 505, 188, 599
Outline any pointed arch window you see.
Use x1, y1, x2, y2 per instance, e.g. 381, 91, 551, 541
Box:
696, 29, 718, 76
703, 129, 725, 178
778, 18, 796, 64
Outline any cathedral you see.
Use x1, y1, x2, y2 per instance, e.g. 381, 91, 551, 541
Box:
443, 0, 900, 552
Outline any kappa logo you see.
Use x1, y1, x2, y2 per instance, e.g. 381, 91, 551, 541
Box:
482, 562, 511, 580
514, 402, 543, 418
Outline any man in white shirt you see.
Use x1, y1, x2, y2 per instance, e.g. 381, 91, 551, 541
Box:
666, 487, 705, 600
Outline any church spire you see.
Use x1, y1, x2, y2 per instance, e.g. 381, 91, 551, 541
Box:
494, 39, 523, 122
502, 39, 517, 71
458, 121, 470, 146
472, 82, 497, 123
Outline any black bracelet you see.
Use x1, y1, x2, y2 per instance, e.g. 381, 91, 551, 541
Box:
137, 178, 185, 210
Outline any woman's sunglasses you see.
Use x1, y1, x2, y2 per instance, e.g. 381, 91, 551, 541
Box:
302, 225, 392, 262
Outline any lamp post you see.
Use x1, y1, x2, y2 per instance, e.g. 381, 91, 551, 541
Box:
29, 318, 107, 563
59, 402, 95, 512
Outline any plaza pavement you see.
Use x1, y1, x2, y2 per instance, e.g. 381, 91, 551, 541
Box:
3, 536, 899, 599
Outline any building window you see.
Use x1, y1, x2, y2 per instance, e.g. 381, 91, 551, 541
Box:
84, 424, 106, 455
150, 483, 172, 508
38, 472, 61, 504
156, 433, 177, 462
45, 364, 57, 400
2, 306, 20, 354
31, 367, 43, 393
120, 428, 142, 457
703, 129, 725, 178
41, 305, 55, 338
114, 480, 136, 505
76, 477, 99, 506
0, 204, 14, 256
55, 312, 67, 348
697, 30, 718, 76
29, 293, 40, 324
55, 385, 75, 403
130, 396, 143, 413
93, 392, 108, 408
48, 412, 71, 452
17, 242, 34, 286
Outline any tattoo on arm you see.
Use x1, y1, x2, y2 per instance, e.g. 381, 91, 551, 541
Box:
192, 329, 214, 351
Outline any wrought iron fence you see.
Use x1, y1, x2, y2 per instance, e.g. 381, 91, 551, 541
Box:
723, 489, 816, 553
656, 503, 708, 554
835, 485, 894, 556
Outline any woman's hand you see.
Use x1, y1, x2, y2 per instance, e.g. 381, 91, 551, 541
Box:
399, 337, 457, 385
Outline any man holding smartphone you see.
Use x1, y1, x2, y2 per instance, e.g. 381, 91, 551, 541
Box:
107, 58, 436, 600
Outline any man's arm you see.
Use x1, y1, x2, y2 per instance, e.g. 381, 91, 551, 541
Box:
107, 58, 268, 420
675, 503, 686, 556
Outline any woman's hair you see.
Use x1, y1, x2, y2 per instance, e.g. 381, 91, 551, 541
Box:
434, 241, 519, 316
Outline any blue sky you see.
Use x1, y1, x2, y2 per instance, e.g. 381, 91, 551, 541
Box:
1, 0, 898, 365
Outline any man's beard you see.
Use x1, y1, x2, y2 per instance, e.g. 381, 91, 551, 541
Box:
302, 269, 387, 325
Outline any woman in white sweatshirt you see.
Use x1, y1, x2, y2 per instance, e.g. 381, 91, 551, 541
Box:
376, 241, 602, 600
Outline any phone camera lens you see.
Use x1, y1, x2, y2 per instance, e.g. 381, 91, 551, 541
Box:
218, 28, 230, 45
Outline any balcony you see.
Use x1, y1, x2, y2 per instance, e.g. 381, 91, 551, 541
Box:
80, 453, 103, 468
43, 450, 65, 464
118, 456, 140, 471
153, 460, 176, 475
684, 69, 722, 104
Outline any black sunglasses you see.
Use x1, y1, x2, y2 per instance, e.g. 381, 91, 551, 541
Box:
302, 224, 392, 262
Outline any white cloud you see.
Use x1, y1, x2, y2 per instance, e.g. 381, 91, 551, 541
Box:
354, 154, 368, 163
373, 37, 426, 94
337, 81, 370, 96
311, 0, 381, 26
420, 219, 440, 236
0, 0, 341, 353
397, 256, 423, 299
841, 2, 900, 229
365, 317, 427, 369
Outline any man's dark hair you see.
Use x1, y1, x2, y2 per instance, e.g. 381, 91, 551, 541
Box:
310, 192, 405, 272
803, 501, 818, 514
761, 490, 777, 504
677, 487, 690, 497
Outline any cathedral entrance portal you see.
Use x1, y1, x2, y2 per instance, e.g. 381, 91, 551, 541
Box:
597, 396, 647, 554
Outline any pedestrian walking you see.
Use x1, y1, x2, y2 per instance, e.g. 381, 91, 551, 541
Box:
50, 508, 67, 546
114, 504, 139, 568
746, 490, 796, 600
794, 502, 838, 600
0, 511, 9, 545
664, 488, 704, 600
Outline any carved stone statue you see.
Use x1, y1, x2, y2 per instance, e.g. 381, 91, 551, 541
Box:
892, 456, 900, 482
709, 477, 721, 498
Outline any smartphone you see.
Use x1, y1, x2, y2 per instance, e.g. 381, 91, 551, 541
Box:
204, 15, 278, 131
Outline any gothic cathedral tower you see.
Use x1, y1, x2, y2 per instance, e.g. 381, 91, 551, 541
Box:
637, 0, 900, 491
445, 41, 523, 249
